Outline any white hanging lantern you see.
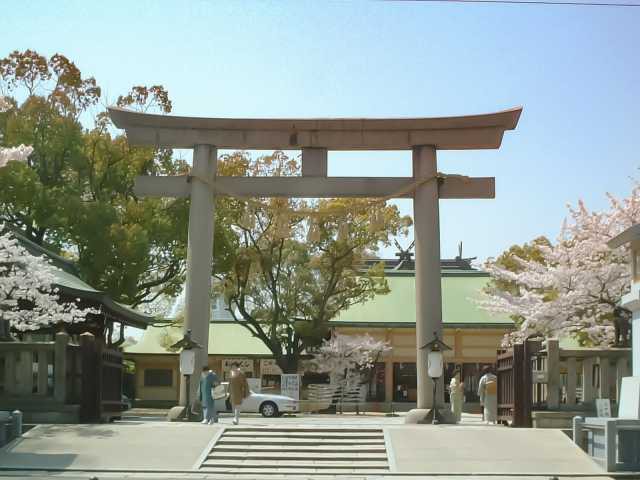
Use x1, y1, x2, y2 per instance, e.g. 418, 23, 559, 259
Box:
179, 349, 196, 375
427, 350, 444, 379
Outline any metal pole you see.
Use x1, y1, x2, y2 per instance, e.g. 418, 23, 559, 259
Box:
432, 380, 439, 424
180, 144, 217, 406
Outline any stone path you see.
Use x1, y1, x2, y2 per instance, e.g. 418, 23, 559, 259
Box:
0, 413, 615, 479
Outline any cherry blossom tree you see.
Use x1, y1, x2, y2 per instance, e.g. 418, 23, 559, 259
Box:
0, 228, 92, 334
480, 184, 640, 346
311, 333, 390, 408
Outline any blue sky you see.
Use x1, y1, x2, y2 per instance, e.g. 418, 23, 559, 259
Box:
3, 0, 639, 261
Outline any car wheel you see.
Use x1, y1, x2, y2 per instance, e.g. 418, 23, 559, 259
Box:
260, 401, 278, 418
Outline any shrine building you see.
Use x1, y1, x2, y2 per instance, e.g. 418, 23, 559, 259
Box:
124, 250, 513, 411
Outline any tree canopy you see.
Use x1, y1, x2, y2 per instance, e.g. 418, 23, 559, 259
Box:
480, 186, 637, 346
216, 152, 411, 373
0, 50, 236, 309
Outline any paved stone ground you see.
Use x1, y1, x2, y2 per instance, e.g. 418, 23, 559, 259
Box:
0, 412, 615, 479
386, 425, 603, 475
0, 422, 218, 471
0, 474, 619, 480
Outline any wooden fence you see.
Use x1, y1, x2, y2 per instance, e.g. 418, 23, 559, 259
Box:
0, 332, 124, 423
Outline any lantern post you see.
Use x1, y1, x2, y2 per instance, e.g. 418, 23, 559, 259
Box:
420, 331, 452, 424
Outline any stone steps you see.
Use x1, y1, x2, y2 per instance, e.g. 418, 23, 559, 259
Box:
207, 451, 389, 460
199, 426, 390, 473
223, 432, 384, 439
212, 445, 387, 453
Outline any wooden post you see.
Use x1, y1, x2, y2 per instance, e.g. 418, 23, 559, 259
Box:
599, 356, 610, 399
385, 359, 394, 408
54, 332, 69, 403
15, 351, 33, 395
37, 349, 48, 396
4, 352, 16, 395
582, 357, 595, 405
546, 339, 560, 409
79, 332, 97, 422
566, 356, 578, 406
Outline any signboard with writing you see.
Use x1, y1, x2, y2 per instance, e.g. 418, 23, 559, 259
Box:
260, 359, 283, 376
222, 359, 253, 380
281, 374, 301, 400
596, 398, 612, 418
532, 370, 548, 384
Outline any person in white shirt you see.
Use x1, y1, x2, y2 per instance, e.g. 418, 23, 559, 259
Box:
478, 366, 498, 424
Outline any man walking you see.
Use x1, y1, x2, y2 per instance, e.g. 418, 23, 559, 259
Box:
198, 366, 219, 424
229, 362, 250, 425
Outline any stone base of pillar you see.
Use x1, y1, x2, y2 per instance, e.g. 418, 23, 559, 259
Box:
167, 405, 200, 422
405, 408, 457, 425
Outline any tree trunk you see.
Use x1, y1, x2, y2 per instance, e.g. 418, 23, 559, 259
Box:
276, 355, 299, 374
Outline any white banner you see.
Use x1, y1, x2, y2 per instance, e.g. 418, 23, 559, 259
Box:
281, 374, 301, 400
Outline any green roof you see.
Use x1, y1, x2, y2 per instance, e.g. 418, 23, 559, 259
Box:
331, 272, 513, 328
125, 322, 272, 356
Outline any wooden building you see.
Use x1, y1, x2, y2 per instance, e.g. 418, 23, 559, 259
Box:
125, 254, 513, 410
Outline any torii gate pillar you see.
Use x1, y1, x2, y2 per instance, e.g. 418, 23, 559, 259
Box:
179, 144, 216, 405
413, 145, 442, 411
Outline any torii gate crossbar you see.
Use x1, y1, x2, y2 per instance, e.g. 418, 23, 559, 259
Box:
108, 106, 522, 421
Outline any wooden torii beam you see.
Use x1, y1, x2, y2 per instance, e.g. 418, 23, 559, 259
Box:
108, 106, 522, 421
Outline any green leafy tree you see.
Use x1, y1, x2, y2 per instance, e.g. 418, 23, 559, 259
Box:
0, 50, 235, 308
217, 152, 411, 373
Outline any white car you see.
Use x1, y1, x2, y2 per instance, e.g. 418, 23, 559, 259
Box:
213, 382, 298, 417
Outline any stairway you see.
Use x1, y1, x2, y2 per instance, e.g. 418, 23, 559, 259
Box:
199, 426, 390, 474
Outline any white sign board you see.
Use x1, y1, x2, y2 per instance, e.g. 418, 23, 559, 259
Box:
532, 370, 548, 384
596, 398, 612, 418
618, 376, 640, 419
281, 374, 301, 400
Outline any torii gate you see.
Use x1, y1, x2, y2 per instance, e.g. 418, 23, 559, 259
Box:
109, 106, 522, 420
